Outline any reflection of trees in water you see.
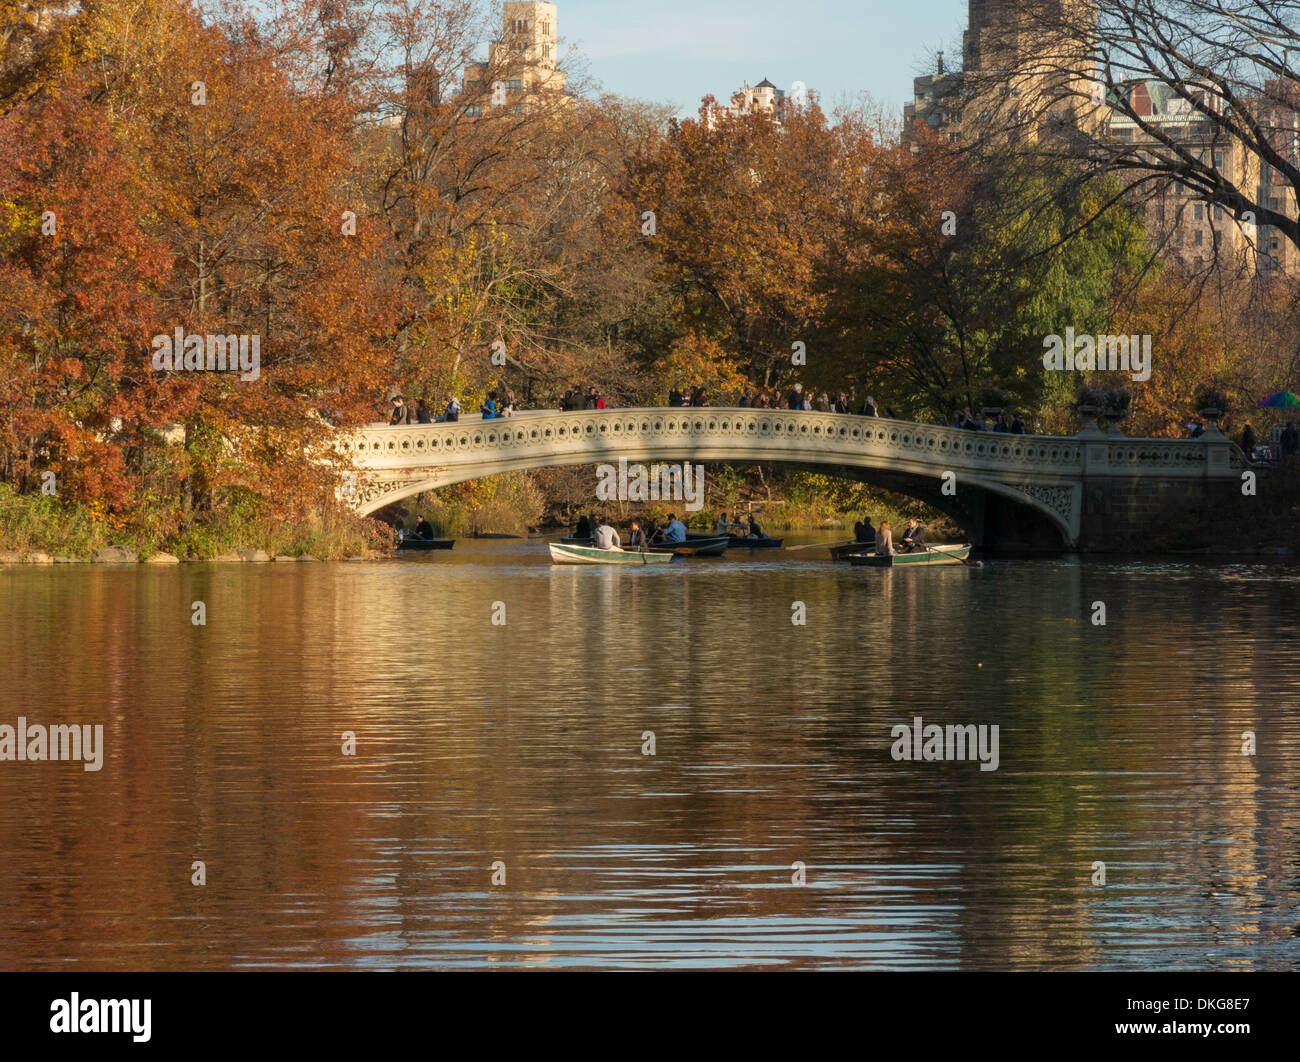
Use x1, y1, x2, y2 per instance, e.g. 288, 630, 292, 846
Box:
2, 561, 1297, 968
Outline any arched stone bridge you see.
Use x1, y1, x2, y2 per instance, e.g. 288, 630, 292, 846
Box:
337, 408, 1243, 552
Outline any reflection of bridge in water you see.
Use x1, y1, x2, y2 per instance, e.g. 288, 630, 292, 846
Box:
339, 408, 1243, 552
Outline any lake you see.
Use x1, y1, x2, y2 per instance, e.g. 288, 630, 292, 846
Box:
1, 541, 1298, 969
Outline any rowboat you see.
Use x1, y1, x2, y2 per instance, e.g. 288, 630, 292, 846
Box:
559, 535, 591, 545
548, 542, 674, 565
691, 532, 783, 549
828, 541, 872, 560
726, 535, 783, 549
397, 537, 454, 551
650, 534, 729, 557
848, 544, 973, 567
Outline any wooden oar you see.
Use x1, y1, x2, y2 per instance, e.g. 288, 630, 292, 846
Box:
925, 543, 981, 568
786, 540, 855, 551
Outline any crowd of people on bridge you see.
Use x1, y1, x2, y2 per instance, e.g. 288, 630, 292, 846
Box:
560, 386, 608, 411
387, 388, 518, 424
382, 381, 1037, 432
953, 408, 1026, 433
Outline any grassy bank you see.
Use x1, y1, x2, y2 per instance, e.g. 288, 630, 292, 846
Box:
0, 484, 391, 560
387, 473, 547, 539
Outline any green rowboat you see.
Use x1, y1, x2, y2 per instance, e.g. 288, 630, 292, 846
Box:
548, 542, 674, 565
847, 544, 973, 567
650, 534, 729, 557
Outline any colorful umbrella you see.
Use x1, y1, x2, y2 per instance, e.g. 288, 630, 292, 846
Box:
1256, 391, 1300, 409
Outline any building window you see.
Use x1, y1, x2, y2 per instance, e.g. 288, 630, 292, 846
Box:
1193, 203, 1203, 220
1271, 237, 1280, 250
1214, 151, 1224, 168
1269, 197, 1279, 209
543, 20, 550, 35
466, 105, 483, 117
506, 79, 522, 90
1194, 230, 1203, 245
1214, 205, 1223, 220
542, 45, 550, 59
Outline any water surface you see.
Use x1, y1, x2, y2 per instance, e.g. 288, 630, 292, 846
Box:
1, 542, 1297, 969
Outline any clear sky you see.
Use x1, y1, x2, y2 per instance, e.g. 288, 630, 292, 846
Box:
556, 0, 970, 116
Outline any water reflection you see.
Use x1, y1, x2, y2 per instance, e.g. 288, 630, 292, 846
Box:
0, 544, 1297, 969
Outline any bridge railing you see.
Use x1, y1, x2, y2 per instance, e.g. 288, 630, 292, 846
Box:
340, 407, 1099, 474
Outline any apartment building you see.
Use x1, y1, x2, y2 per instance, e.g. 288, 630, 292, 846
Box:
461, 1, 567, 116
904, 0, 1299, 278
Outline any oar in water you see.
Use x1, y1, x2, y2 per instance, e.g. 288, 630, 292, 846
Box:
786, 540, 855, 551
925, 543, 981, 568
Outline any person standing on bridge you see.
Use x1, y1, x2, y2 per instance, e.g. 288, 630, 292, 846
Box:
1281, 422, 1298, 460
443, 394, 460, 422
787, 383, 803, 410
480, 391, 499, 419
388, 390, 410, 425
414, 398, 432, 424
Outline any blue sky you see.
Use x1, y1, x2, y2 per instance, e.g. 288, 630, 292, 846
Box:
556, 0, 969, 116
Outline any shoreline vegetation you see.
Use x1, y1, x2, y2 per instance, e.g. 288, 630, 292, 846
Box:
4, 464, 1297, 561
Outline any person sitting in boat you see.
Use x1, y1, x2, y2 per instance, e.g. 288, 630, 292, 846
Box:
628, 521, 647, 549
414, 516, 435, 540
574, 513, 592, 540
899, 519, 926, 553
662, 514, 687, 543
855, 516, 876, 544
875, 521, 895, 556
592, 519, 622, 551
746, 515, 766, 539
714, 512, 731, 535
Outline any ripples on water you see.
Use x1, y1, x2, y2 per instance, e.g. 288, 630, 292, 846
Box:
1, 542, 1298, 970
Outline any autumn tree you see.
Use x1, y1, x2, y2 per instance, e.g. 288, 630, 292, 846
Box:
0, 79, 170, 511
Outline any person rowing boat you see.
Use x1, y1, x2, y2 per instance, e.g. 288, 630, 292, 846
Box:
661, 514, 687, 543
899, 518, 926, 553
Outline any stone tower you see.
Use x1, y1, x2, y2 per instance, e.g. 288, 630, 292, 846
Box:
502, 2, 559, 71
